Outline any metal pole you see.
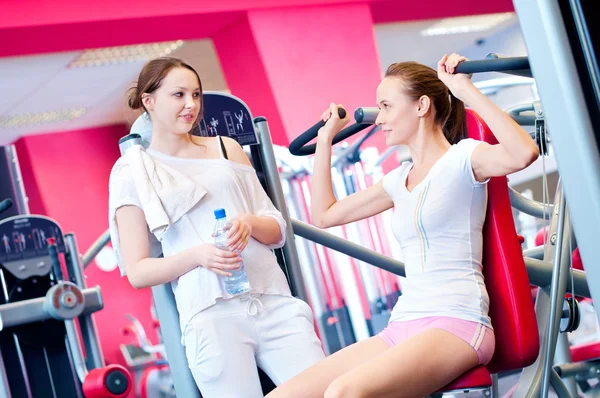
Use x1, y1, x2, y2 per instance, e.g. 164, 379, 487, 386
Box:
4, 145, 29, 215
64, 233, 105, 370
82, 229, 110, 269
291, 219, 405, 277
554, 332, 578, 396
542, 187, 569, 397
524, 257, 589, 298
151, 284, 201, 397
254, 117, 309, 302
64, 320, 88, 383
523, 246, 545, 260
491, 374, 499, 398
509, 186, 553, 219
550, 368, 572, 398
0, 349, 12, 398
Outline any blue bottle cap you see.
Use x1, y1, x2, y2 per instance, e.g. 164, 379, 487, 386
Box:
214, 208, 226, 219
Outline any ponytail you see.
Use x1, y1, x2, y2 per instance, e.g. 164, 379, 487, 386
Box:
443, 93, 467, 144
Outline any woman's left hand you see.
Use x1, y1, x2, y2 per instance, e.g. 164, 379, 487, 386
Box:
437, 53, 474, 100
228, 215, 253, 253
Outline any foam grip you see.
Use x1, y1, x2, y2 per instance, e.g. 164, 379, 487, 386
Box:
83, 365, 132, 398
454, 56, 531, 78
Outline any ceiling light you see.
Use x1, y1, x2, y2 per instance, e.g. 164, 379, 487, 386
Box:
68, 40, 185, 68
0, 108, 86, 129
421, 13, 515, 36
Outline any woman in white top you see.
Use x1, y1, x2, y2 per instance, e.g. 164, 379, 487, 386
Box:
267, 54, 539, 398
109, 57, 324, 398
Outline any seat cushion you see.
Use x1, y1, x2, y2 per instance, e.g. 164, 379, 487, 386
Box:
436, 365, 492, 393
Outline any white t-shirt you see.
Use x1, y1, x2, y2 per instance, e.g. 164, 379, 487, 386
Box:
108, 144, 292, 331
382, 138, 492, 328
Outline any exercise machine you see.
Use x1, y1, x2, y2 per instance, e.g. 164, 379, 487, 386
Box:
121, 313, 174, 398
0, 146, 133, 397
0, 210, 133, 397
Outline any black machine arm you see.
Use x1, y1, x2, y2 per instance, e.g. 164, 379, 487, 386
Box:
289, 107, 374, 156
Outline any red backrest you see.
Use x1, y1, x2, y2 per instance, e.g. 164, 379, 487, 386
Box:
466, 110, 540, 373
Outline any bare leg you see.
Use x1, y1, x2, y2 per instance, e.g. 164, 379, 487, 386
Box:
265, 336, 390, 398
324, 328, 479, 398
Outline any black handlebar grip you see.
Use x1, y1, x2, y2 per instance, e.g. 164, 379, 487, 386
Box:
289, 107, 347, 156
455, 57, 531, 78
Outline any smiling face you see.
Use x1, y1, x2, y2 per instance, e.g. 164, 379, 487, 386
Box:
143, 67, 202, 136
375, 76, 423, 146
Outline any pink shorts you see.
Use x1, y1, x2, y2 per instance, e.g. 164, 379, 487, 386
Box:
378, 316, 495, 365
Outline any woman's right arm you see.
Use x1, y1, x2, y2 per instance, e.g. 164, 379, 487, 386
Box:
116, 205, 242, 289
311, 103, 394, 229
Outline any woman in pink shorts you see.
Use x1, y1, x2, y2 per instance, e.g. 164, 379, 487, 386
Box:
267, 53, 539, 397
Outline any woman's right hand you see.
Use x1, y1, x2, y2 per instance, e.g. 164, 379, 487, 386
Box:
195, 243, 242, 277
317, 102, 350, 143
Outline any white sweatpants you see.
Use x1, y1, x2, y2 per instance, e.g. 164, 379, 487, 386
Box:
182, 294, 325, 398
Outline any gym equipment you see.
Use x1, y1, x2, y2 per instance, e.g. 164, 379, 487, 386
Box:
288, 107, 372, 156
0, 213, 133, 397
513, 0, 600, 327
0, 145, 28, 219
0, 144, 133, 397
121, 314, 174, 398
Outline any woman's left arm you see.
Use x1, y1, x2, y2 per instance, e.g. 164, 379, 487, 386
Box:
439, 54, 540, 182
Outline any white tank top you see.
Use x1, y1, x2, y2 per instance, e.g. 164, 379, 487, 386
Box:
383, 138, 492, 328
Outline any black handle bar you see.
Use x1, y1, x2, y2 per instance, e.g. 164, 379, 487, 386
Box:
289, 107, 379, 156
455, 56, 532, 78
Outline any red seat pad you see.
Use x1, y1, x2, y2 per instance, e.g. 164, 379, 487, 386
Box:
437, 366, 492, 393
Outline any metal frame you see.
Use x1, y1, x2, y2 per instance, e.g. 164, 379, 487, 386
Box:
3, 145, 29, 215
513, 0, 600, 322
0, 192, 115, 396
255, 118, 308, 302
64, 233, 105, 371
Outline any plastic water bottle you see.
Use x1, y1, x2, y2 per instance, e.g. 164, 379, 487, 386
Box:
213, 208, 250, 295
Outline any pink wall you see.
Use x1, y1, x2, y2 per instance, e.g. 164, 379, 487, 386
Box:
213, 2, 392, 169
14, 125, 157, 373
0, 0, 514, 57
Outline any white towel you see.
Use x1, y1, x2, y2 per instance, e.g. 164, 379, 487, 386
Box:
124, 144, 207, 240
